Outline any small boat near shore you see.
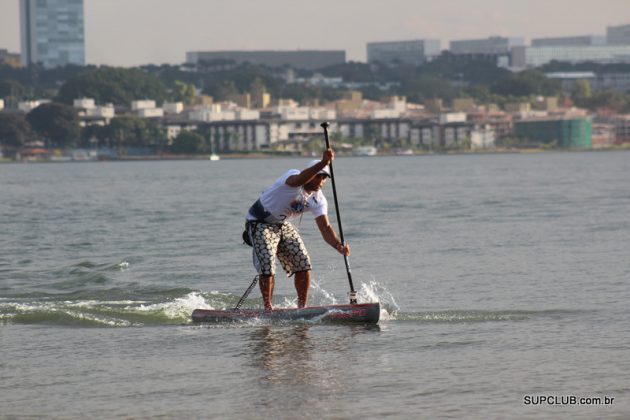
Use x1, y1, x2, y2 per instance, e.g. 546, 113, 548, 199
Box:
353, 146, 378, 156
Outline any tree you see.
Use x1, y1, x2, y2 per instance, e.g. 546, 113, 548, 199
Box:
103, 116, 166, 149
172, 80, 196, 104
321, 62, 378, 83
79, 124, 107, 148
304, 138, 324, 155
0, 63, 90, 99
215, 80, 239, 101
573, 79, 592, 99
56, 67, 168, 106
572, 79, 593, 107
463, 85, 502, 104
0, 113, 34, 147
26, 102, 80, 148
420, 53, 511, 85
584, 91, 630, 112
491, 70, 561, 97
0, 79, 27, 108
171, 131, 204, 154
401, 74, 457, 103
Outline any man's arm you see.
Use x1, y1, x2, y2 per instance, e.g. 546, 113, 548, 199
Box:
315, 215, 350, 256
286, 149, 333, 187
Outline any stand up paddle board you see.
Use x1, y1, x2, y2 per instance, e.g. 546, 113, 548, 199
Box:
192, 302, 380, 324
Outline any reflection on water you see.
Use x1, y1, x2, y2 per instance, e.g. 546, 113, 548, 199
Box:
250, 325, 315, 385
246, 324, 381, 415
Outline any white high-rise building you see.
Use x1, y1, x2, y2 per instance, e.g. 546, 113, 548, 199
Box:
20, 0, 85, 68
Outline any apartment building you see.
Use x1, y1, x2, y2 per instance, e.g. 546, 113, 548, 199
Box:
514, 117, 592, 148
185, 50, 345, 70
366, 39, 441, 66
449, 36, 525, 55
512, 45, 630, 68
531, 35, 606, 47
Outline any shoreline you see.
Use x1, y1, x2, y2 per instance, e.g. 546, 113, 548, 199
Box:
2, 145, 629, 163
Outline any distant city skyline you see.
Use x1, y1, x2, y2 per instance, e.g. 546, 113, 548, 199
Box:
1, 0, 630, 67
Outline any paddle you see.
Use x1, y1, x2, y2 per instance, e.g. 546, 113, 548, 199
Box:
320, 122, 358, 304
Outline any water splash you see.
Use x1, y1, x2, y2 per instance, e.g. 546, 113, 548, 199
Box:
356, 280, 400, 321
278, 296, 298, 309
298, 278, 399, 322
310, 280, 339, 306
132, 292, 214, 319
117, 261, 130, 271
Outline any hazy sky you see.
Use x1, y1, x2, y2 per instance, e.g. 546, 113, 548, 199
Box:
1, 0, 630, 67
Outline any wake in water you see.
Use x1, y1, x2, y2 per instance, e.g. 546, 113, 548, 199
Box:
0, 289, 585, 327
0, 258, 585, 327
0, 291, 212, 327
0, 278, 399, 327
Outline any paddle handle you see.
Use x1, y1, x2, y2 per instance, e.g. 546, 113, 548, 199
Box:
320, 122, 357, 304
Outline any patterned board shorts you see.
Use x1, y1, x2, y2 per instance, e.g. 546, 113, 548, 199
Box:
248, 221, 312, 277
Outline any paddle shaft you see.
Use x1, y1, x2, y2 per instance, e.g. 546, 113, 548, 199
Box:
320, 122, 357, 304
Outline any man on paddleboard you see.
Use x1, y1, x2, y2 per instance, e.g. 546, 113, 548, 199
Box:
245, 149, 350, 310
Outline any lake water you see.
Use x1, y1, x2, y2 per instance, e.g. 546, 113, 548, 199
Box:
1, 151, 629, 419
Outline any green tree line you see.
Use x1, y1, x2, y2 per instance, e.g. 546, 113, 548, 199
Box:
3, 57, 630, 111
0, 104, 210, 155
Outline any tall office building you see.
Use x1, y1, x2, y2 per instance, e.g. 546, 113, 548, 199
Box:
20, 0, 85, 68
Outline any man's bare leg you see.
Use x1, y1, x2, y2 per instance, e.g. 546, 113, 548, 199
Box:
294, 270, 311, 308
259, 275, 275, 310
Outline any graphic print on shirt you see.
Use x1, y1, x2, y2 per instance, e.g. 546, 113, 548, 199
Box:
289, 192, 307, 215
288, 192, 319, 218
289, 198, 304, 214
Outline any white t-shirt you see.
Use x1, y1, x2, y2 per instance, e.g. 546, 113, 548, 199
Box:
247, 169, 328, 223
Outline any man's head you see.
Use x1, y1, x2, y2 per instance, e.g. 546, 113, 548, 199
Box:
304, 159, 330, 192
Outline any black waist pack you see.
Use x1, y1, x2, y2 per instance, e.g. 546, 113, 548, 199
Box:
242, 222, 255, 247
242, 229, 252, 247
